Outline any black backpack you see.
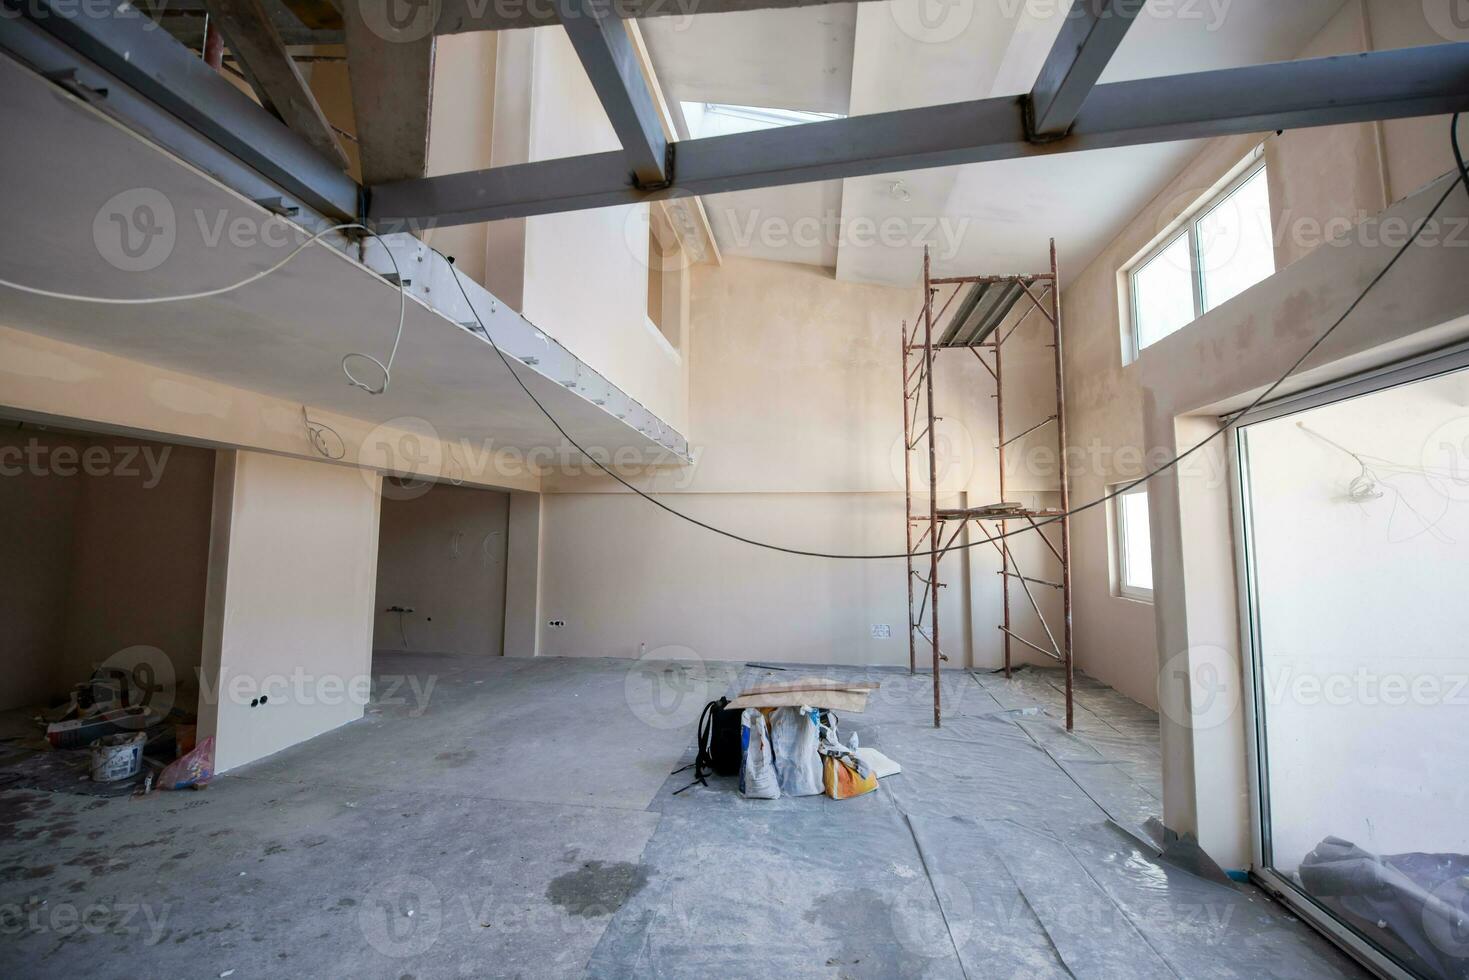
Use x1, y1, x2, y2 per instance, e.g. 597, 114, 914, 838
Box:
672, 698, 742, 794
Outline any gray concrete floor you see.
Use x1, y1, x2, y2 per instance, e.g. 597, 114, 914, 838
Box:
0, 653, 1365, 978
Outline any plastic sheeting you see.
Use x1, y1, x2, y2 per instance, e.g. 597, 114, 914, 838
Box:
1301, 837, 1469, 980
598, 664, 1368, 978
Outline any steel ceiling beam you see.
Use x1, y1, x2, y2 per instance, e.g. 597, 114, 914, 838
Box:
368, 43, 1469, 230
556, 0, 669, 187
1027, 0, 1145, 140
0, 0, 360, 220
433, 0, 887, 34
202, 0, 350, 169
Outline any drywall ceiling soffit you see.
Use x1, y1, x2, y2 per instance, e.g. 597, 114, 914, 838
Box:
638, 4, 857, 114
638, 4, 855, 264
0, 52, 685, 461
834, 0, 1352, 287
833, 0, 1024, 284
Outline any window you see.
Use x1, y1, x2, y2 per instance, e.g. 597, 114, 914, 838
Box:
645, 204, 681, 352
680, 102, 843, 139
1112, 482, 1153, 601
1128, 151, 1274, 356
1233, 351, 1469, 978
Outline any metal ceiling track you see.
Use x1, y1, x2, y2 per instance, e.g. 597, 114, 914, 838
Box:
0, 0, 359, 222
902, 245, 1074, 730
6, 0, 1468, 236
371, 42, 1469, 229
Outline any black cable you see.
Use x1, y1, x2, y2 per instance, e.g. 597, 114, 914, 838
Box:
442, 113, 1468, 561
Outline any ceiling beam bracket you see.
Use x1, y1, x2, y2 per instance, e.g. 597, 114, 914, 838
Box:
633, 142, 676, 192
1021, 95, 1070, 145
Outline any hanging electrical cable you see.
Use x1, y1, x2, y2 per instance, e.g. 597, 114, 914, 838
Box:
0, 222, 407, 396
445, 113, 1469, 561
4, 119, 1464, 559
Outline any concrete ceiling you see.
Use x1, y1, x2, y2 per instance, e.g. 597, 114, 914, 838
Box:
0, 54, 674, 460
642, 0, 1349, 284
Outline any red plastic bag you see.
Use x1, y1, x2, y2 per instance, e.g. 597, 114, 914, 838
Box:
159, 735, 215, 790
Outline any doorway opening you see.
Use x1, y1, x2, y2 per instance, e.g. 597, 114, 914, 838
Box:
374, 480, 511, 657
1233, 346, 1469, 979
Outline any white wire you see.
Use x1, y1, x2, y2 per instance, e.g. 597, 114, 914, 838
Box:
0, 221, 406, 396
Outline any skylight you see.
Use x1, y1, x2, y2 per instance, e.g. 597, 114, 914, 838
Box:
680, 102, 844, 139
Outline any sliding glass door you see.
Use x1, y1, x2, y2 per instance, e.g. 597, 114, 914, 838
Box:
1234, 350, 1469, 980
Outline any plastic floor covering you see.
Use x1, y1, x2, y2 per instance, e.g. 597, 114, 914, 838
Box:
0, 654, 1369, 978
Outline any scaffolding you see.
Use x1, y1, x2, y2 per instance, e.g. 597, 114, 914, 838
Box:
901, 240, 1073, 730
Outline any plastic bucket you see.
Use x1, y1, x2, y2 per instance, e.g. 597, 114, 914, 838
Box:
90, 731, 146, 782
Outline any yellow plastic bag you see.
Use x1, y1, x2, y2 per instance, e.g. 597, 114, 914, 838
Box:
822, 753, 878, 800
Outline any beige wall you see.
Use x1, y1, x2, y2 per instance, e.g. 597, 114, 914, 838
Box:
200, 450, 382, 773
1058, 0, 1458, 711
0, 324, 538, 495
0, 428, 213, 712
62, 436, 215, 691
374, 483, 510, 656
421, 32, 499, 288
0, 428, 83, 709
501, 28, 690, 433
537, 256, 1061, 669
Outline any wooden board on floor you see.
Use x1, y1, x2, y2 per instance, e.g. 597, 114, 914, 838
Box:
726, 690, 869, 712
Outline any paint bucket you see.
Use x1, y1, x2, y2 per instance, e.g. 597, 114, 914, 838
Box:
90, 731, 146, 782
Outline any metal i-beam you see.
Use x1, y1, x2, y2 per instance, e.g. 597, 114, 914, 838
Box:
1028, 0, 1145, 140
434, 0, 887, 34
0, 0, 360, 220
202, 0, 349, 169
343, 1, 436, 184
368, 42, 1469, 229
557, 0, 668, 187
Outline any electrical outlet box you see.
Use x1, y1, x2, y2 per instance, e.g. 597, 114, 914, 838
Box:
547, 619, 566, 629
871, 624, 892, 639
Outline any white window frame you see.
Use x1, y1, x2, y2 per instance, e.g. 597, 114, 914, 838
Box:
1125, 147, 1270, 360
1111, 481, 1153, 603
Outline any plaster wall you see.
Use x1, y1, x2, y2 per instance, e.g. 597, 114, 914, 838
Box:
1057, 0, 1459, 712
537, 256, 1062, 669
374, 483, 510, 657
514, 28, 689, 432
0, 428, 213, 711
200, 450, 381, 773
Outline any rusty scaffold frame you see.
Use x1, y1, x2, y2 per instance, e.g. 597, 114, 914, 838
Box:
901, 240, 1074, 730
